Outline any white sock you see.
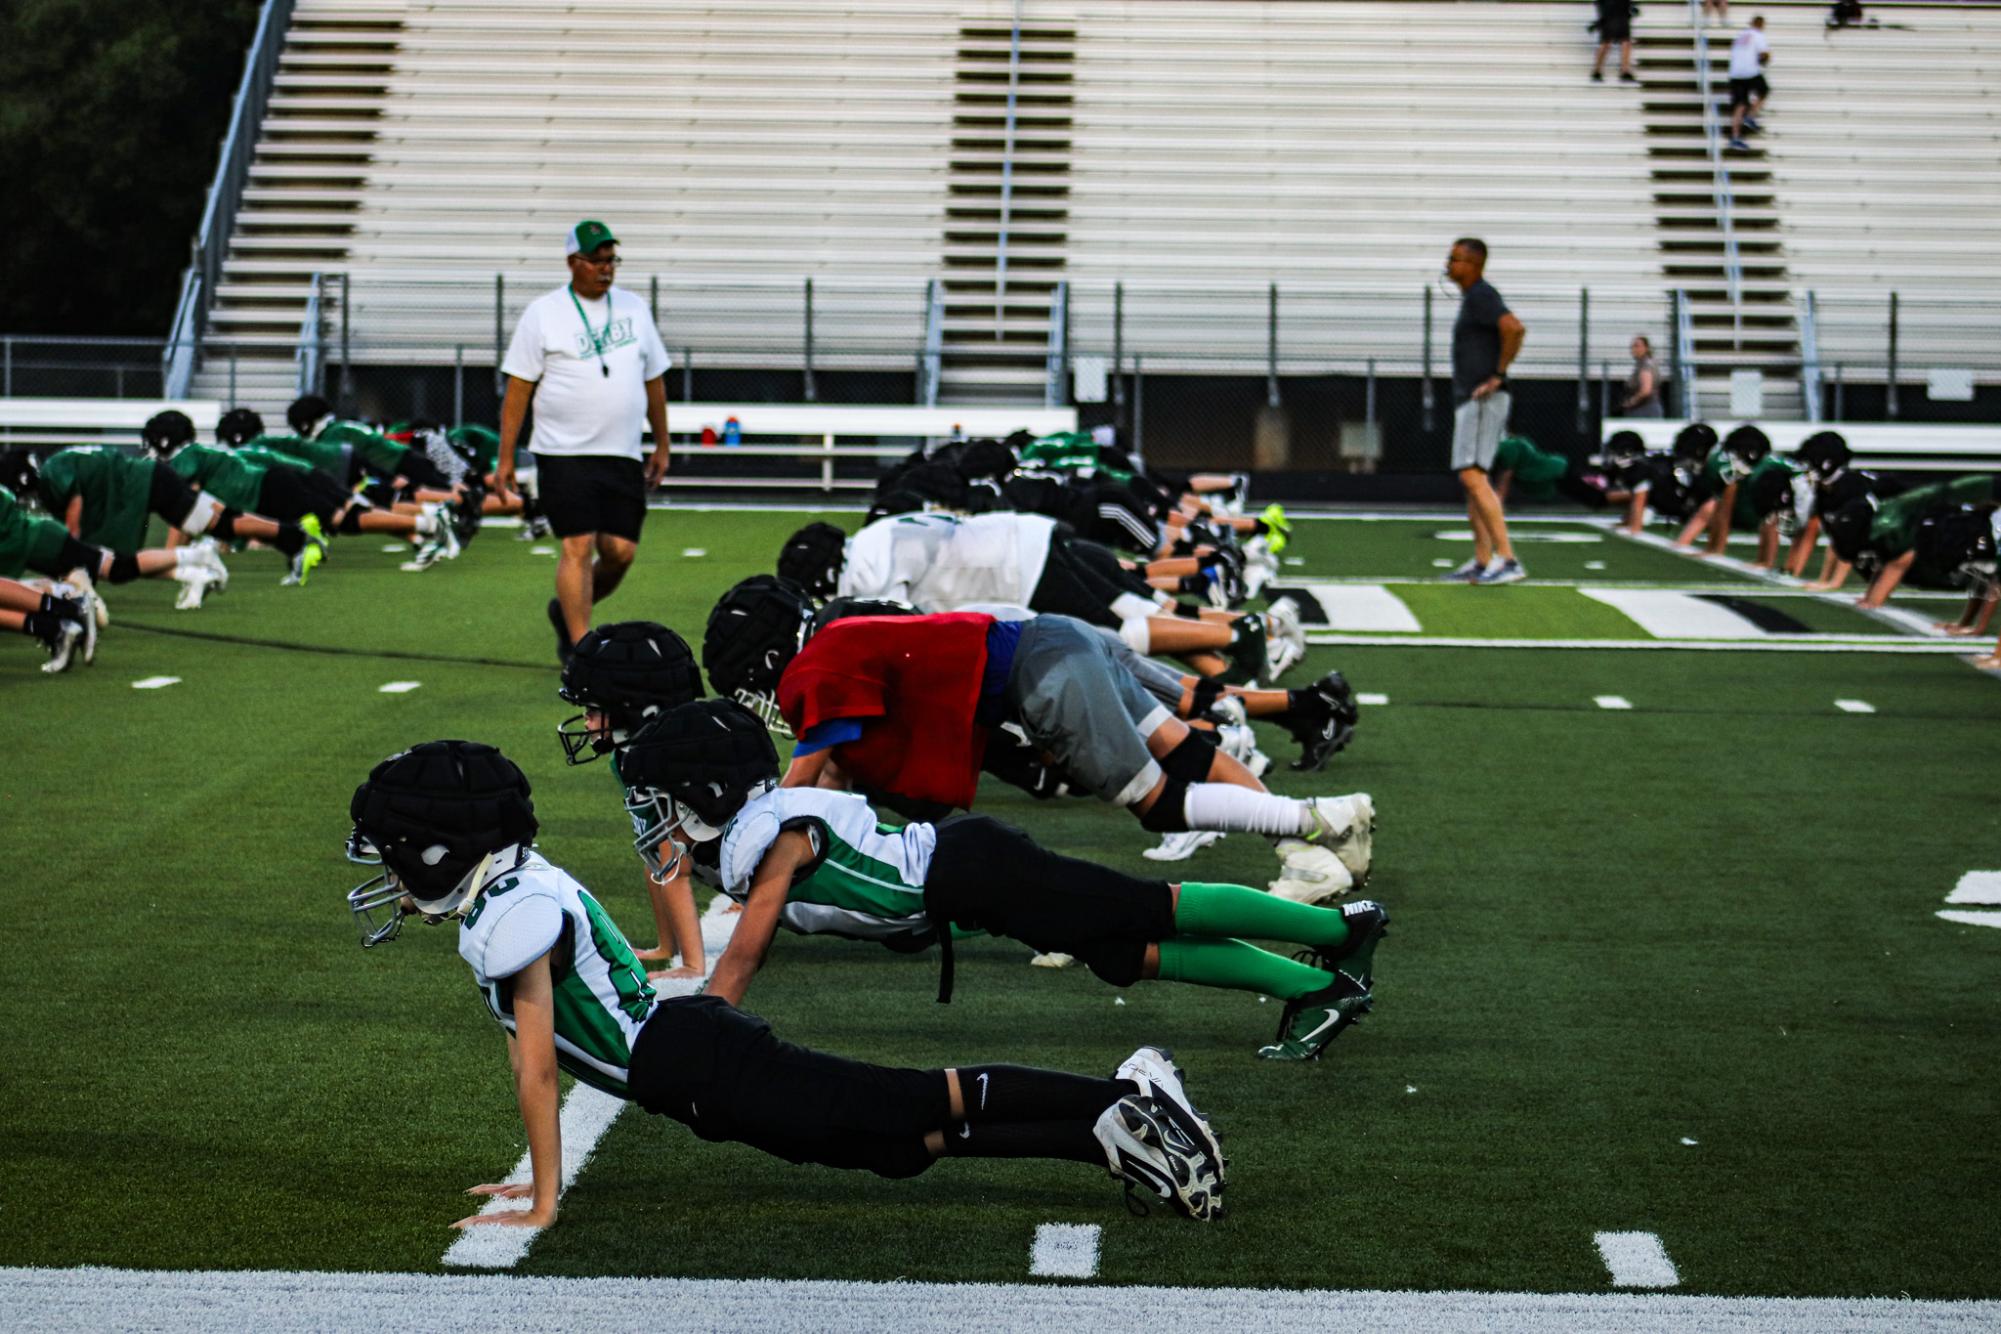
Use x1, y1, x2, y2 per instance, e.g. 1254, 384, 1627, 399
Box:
1179, 783, 1310, 836
1112, 591, 1158, 622
415, 510, 438, 537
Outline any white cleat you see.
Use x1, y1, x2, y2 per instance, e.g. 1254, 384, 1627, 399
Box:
63, 570, 109, 628
172, 567, 217, 611
1115, 1046, 1227, 1185
1143, 828, 1223, 862
1268, 844, 1355, 903
1092, 1094, 1226, 1222
1305, 793, 1374, 882
1264, 596, 1307, 678
52, 581, 98, 663
40, 619, 84, 674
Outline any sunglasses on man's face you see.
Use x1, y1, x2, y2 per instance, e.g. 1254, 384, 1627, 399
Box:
575, 253, 621, 269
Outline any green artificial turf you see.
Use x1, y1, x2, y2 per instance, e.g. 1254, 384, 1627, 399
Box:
3, 508, 1998, 1297
1291, 516, 1752, 585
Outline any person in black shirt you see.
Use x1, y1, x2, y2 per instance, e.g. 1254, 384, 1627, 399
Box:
1441, 238, 1528, 585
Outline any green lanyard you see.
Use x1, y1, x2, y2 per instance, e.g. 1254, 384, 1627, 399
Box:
568, 285, 614, 377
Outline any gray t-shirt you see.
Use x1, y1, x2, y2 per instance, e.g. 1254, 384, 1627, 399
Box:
1452, 279, 1510, 404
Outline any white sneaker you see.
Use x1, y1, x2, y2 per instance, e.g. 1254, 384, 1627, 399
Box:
1144, 828, 1223, 862
1215, 722, 1271, 778
1114, 1046, 1226, 1186
172, 566, 217, 610
51, 582, 98, 663
63, 570, 109, 628
1263, 596, 1306, 678
1269, 842, 1355, 903
1305, 793, 1375, 882
40, 619, 84, 674
1091, 1094, 1225, 1222
1028, 951, 1075, 968
192, 538, 229, 591
1210, 694, 1249, 728
419, 505, 463, 561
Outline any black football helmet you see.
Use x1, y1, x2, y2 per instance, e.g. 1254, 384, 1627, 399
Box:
776, 522, 849, 599
952, 438, 1019, 482
808, 595, 921, 639
345, 740, 539, 947
1722, 424, 1772, 478
1795, 431, 1852, 483
1823, 495, 1879, 566
216, 407, 265, 448
557, 621, 704, 765
0, 449, 40, 498
1671, 421, 1719, 464
288, 394, 335, 438
142, 410, 197, 458
1599, 429, 1648, 471
703, 575, 815, 734
617, 700, 781, 880
1746, 463, 1798, 520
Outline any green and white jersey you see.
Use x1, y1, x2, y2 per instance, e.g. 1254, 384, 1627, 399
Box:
457, 847, 657, 1098
719, 787, 937, 943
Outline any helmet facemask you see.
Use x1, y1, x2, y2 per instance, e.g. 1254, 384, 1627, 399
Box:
344, 831, 500, 947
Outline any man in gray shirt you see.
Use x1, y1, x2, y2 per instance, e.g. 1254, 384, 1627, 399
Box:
1442, 238, 1528, 585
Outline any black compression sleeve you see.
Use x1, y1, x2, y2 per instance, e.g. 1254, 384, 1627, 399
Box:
954, 1065, 1133, 1124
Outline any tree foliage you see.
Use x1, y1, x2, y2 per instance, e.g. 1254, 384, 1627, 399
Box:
0, 0, 262, 335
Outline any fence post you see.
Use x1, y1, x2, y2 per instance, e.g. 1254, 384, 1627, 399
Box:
494, 273, 505, 396
1834, 361, 1845, 420
1885, 291, 1900, 420
803, 277, 817, 402
1365, 357, 1377, 427
453, 344, 465, 424
682, 348, 693, 402
1600, 360, 1611, 422
1421, 285, 1435, 433
339, 272, 352, 408
229, 346, 239, 405
2, 337, 10, 397
1133, 354, 1144, 463
1266, 282, 1281, 408
1575, 287, 1590, 435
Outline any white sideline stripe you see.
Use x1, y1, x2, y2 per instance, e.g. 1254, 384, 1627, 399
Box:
1595, 1231, 1681, 1289
1357, 692, 1391, 706
1946, 871, 2001, 906
1028, 1224, 1100, 1279
1431, 558, 1456, 568
8, 1268, 1999, 1332
440, 966, 719, 1270
1297, 583, 1422, 633
1595, 695, 1634, 710
1865, 603, 1951, 638
1834, 698, 1876, 714
378, 681, 422, 694
379, 543, 407, 553
681, 547, 707, 557
130, 676, 180, 690
1302, 633, 1975, 655
1281, 578, 1959, 600
531, 546, 556, 556
1937, 910, 2001, 930
1434, 529, 1602, 544
1581, 588, 1771, 640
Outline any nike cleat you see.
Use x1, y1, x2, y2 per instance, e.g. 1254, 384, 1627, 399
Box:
1256, 969, 1372, 1062
1260, 503, 1291, 554
1092, 1093, 1226, 1222
1144, 828, 1224, 862
1281, 669, 1360, 771
1297, 899, 1390, 989
1114, 1046, 1227, 1188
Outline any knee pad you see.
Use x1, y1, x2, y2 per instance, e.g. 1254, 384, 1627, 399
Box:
1172, 601, 1203, 620
1080, 939, 1149, 989
1162, 729, 1218, 783
1117, 616, 1152, 653
53, 535, 100, 580
1137, 777, 1191, 832
106, 551, 141, 584
1111, 591, 1157, 622
179, 491, 226, 537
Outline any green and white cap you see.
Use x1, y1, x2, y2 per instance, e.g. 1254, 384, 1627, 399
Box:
566, 219, 618, 255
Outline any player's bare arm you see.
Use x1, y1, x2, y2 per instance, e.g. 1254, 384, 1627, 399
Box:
704, 830, 812, 1006
455, 951, 562, 1230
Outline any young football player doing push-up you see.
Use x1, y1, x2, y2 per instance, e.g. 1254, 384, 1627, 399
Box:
344, 740, 1228, 1225
619, 699, 1389, 1062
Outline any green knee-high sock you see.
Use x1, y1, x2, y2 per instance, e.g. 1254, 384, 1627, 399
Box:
1155, 936, 1332, 1001
1174, 880, 1350, 950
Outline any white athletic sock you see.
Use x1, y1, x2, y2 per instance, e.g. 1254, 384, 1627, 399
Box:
1180, 783, 1310, 836
415, 510, 439, 536
1112, 591, 1158, 623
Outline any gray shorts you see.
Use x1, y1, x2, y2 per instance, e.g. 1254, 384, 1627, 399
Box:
1451, 392, 1511, 471
1004, 615, 1173, 806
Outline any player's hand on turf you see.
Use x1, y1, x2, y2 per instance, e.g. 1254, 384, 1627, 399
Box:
649, 964, 704, 981
452, 1203, 554, 1230
465, 1182, 533, 1199
633, 943, 675, 962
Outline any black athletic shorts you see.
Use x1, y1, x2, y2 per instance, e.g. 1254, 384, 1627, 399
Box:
925, 815, 1174, 987
1730, 75, 1768, 108
256, 464, 351, 525
627, 994, 946, 1178
1595, 1, 1632, 41
146, 460, 200, 527
533, 453, 646, 540
1027, 535, 1150, 629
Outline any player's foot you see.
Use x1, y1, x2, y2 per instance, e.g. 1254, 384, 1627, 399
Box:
1264, 596, 1306, 677
1439, 557, 1482, 582
1092, 1093, 1225, 1222
1304, 792, 1375, 881
64, 569, 109, 628
1259, 503, 1291, 554
548, 598, 576, 662
1474, 557, 1526, 586
193, 538, 230, 591
1114, 1046, 1227, 1188
1281, 669, 1359, 771
1256, 969, 1372, 1061
406, 537, 449, 570
172, 558, 221, 611
1214, 721, 1271, 778
51, 581, 98, 665
451, 486, 485, 547
285, 528, 328, 587
39, 617, 84, 674
1203, 549, 1246, 609
1220, 612, 1268, 686
1144, 828, 1223, 862
1299, 899, 1390, 989
1268, 845, 1355, 904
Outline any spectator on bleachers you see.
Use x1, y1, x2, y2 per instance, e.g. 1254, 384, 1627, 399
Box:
1439, 238, 1528, 586
1620, 335, 1664, 417
1704, 0, 1729, 24
1591, 0, 1638, 83
1728, 16, 1771, 151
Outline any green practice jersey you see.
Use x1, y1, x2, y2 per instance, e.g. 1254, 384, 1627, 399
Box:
251, 432, 350, 481
235, 445, 314, 476
36, 446, 156, 551
719, 786, 937, 944
1491, 435, 1569, 500
166, 444, 267, 514
1871, 475, 1996, 558
319, 420, 409, 477
1733, 455, 1799, 528
457, 849, 658, 1098
0, 484, 73, 579
451, 424, 501, 474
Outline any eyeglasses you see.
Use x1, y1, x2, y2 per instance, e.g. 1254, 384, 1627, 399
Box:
574, 253, 621, 269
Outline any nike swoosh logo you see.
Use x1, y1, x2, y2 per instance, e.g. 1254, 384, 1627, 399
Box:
957, 1122, 972, 1139
976, 1072, 989, 1110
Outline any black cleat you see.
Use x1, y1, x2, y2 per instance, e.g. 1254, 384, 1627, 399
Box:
1282, 669, 1360, 770
548, 598, 576, 662
1296, 898, 1389, 989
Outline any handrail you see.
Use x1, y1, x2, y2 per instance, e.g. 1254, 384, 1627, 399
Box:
1688, 0, 1743, 342
1673, 288, 1701, 419
162, 0, 299, 358
993, 0, 1024, 338
1799, 289, 1824, 423
162, 272, 201, 399
1045, 282, 1069, 407
295, 272, 325, 398
917, 278, 944, 407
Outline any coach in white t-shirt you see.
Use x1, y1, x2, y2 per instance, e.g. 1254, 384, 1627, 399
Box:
497, 219, 672, 660
1726, 15, 1770, 150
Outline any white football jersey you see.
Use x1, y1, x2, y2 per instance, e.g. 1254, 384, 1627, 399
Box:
840, 512, 1055, 610
457, 847, 657, 1097
720, 787, 937, 942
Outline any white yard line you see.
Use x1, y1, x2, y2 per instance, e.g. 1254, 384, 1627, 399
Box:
1833, 699, 1876, 714
1580, 589, 1773, 639
130, 676, 181, 689
6, 1266, 1997, 1332
1301, 633, 1974, 655
1290, 584, 1422, 632
1946, 872, 2001, 906
378, 681, 422, 694
1594, 696, 1634, 710
1356, 692, 1391, 706
1028, 1224, 1101, 1278
1595, 1231, 1681, 1288
1937, 910, 2001, 930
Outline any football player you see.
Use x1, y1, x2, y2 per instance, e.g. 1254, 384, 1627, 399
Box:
1489, 433, 1633, 512
777, 515, 1305, 683
286, 394, 460, 493
704, 576, 1374, 902
0, 480, 225, 612
344, 740, 1227, 1224
555, 621, 710, 979
0, 574, 94, 674
2, 434, 325, 586
1617, 422, 1718, 535
620, 699, 1389, 1061
1810, 475, 2000, 606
